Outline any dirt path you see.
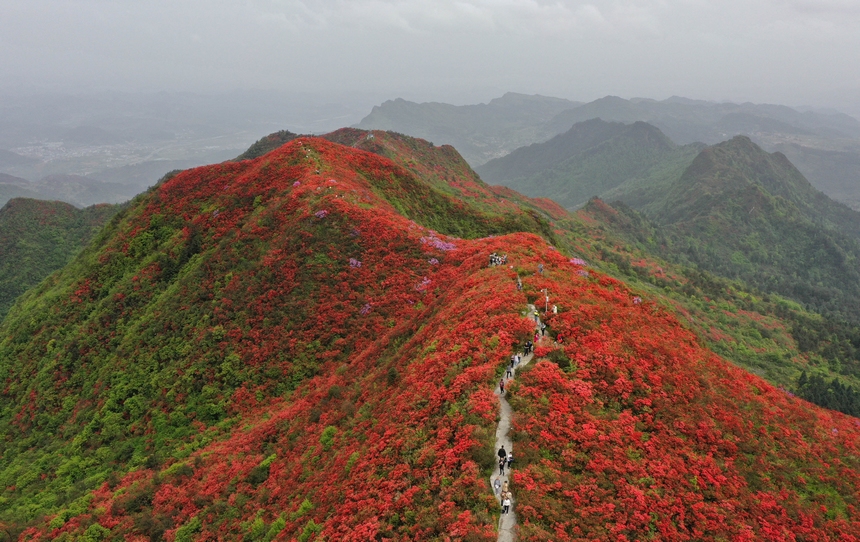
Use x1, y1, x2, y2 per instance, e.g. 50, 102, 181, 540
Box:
490, 305, 540, 542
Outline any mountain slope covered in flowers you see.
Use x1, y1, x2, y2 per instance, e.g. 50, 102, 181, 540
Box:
0, 133, 859, 540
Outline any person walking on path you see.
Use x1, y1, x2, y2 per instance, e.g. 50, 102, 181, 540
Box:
498, 456, 506, 475
498, 445, 507, 463
506, 365, 513, 378
499, 378, 506, 395
502, 492, 512, 514
507, 451, 513, 469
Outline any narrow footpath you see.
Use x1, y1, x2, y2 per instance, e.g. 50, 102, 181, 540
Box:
490, 304, 541, 542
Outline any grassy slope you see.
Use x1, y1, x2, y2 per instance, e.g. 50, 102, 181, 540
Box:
646, 136, 860, 322
0, 198, 120, 319
475, 119, 701, 210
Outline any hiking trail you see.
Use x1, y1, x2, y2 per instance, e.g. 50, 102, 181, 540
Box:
490, 304, 541, 542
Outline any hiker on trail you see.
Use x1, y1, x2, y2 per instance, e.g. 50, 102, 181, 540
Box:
493, 478, 502, 495
502, 480, 509, 494
533, 311, 540, 324
510, 356, 516, 369
498, 445, 507, 462
552, 304, 558, 314
507, 451, 513, 469
525, 340, 532, 354
499, 378, 506, 394
506, 365, 513, 378
498, 456, 506, 475
516, 276, 522, 291
538, 263, 544, 275
502, 492, 512, 514
541, 323, 547, 336
557, 333, 564, 344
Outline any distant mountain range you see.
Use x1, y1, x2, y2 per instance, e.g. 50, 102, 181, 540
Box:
542, 95, 860, 143
0, 171, 139, 208
355, 92, 581, 165
358, 93, 860, 210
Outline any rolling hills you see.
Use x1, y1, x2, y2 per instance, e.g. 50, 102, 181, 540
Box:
358, 93, 860, 210
2, 130, 860, 540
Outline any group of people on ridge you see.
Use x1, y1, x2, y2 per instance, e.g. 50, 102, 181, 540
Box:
495, 445, 514, 514
489, 256, 556, 521
488, 253, 508, 267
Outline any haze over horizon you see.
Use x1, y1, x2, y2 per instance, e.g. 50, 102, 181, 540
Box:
2, 0, 859, 116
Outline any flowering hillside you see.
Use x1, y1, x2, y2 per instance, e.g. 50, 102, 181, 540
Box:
510, 252, 860, 540
0, 136, 548, 539
0, 133, 858, 540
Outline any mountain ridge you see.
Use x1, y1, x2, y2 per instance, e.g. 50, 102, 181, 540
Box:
2, 129, 860, 540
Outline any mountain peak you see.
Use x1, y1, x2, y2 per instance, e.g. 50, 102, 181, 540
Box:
476, 118, 685, 208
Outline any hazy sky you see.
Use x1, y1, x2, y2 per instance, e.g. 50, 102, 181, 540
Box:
3, 0, 860, 110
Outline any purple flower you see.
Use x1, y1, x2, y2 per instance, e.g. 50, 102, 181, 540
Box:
570, 258, 587, 266
428, 258, 439, 265
359, 303, 372, 315
212, 209, 220, 217
315, 210, 329, 219
293, 181, 301, 187
420, 236, 457, 251
578, 269, 590, 278
349, 258, 362, 268
415, 277, 432, 291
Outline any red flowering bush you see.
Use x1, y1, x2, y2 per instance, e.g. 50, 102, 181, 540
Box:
532, 345, 553, 358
